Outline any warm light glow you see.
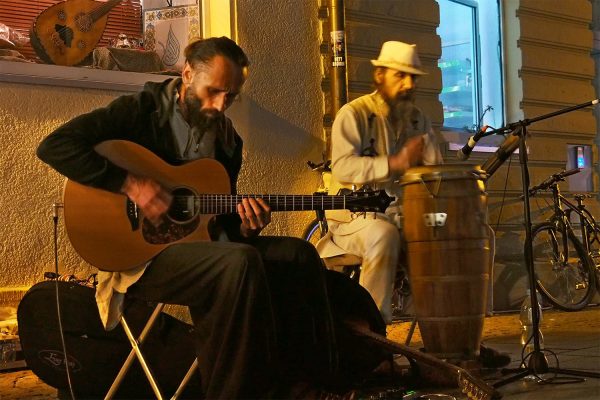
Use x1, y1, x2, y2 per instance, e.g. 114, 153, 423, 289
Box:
202, 0, 236, 40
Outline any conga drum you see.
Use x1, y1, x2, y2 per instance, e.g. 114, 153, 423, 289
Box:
401, 165, 489, 360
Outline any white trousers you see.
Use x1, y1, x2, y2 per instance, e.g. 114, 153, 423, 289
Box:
320, 221, 496, 323
327, 218, 400, 323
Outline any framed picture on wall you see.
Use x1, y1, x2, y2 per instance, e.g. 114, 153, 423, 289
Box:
143, 4, 202, 71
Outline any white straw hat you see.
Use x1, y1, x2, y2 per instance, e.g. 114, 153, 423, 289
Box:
371, 41, 427, 75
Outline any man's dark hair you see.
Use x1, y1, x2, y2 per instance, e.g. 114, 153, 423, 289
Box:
184, 36, 249, 69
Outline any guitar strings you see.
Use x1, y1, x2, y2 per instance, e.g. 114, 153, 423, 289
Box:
170, 194, 355, 213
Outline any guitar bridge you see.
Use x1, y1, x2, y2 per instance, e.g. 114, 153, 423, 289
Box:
126, 199, 139, 231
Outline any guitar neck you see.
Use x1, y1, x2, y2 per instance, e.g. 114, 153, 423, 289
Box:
197, 194, 353, 214
90, 0, 122, 22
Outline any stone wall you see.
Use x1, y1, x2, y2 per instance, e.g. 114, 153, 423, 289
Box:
489, 0, 598, 310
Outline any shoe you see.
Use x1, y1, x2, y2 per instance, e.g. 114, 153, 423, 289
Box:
478, 344, 511, 369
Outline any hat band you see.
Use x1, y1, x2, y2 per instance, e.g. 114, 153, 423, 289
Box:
380, 61, 419, 69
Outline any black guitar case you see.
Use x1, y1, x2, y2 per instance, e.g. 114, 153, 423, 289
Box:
17, 280, 201, 399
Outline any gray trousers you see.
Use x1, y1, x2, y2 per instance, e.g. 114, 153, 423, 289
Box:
126, 236, 335, 399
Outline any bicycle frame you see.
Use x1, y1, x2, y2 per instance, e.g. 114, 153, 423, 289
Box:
546, 183, 576, 263
557, 193, 600, 255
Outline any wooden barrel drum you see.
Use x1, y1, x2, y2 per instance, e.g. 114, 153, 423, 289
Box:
402, 165, 490, 360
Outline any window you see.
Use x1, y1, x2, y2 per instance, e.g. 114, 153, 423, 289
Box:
0, 0, 235, 91
0, 0, 142, 64
438, 0, 503, 134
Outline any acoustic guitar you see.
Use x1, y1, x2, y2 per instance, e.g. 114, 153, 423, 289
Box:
30, 0, 122, 66
63, 140, 393, 272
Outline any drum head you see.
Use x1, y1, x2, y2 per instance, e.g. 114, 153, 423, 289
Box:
401, 164, 486, 185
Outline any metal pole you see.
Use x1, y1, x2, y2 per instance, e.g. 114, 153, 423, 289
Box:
329, 0, 348, 117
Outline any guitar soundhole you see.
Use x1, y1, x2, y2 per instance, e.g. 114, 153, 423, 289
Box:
168, 187, 199, 223
140, 187, 200, 245
54, 24, 73, 47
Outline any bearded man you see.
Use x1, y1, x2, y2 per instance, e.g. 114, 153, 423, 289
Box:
317, 40, 510, 369
317, 41, 443, 324
37, 37, 338, 399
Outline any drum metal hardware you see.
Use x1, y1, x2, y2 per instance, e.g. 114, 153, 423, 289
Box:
423, 213, 447, 227
420, 175, 443, 198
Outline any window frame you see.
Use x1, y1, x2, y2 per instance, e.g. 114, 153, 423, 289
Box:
438, 0, 506, 154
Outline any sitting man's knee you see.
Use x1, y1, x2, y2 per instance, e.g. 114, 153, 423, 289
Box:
226, 244, 263, 274
367, 221, 400, 246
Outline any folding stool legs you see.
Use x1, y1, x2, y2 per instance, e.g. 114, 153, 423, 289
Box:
172, 358, 199, 399
105, 303, 166, 400
104, 303, 199, 400
404, 316, 417, 346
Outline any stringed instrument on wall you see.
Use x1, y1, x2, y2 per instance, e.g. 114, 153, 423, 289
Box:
30, 0, 122, 66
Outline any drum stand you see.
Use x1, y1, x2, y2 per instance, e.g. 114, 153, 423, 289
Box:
480, 100, 600, 390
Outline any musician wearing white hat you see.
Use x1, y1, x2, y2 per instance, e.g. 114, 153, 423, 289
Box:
317, 40, 510, 369
317, 40, 443, 323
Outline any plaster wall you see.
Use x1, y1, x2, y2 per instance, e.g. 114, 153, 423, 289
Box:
0, 0, 323, 295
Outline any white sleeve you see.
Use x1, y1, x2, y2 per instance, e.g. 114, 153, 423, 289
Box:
330, 106, 390, 185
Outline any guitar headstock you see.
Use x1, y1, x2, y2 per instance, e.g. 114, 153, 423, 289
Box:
457, 369, 501, 400
342, 189, 394, 213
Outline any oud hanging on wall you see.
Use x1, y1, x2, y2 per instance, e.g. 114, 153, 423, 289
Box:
30, 0, 122, 66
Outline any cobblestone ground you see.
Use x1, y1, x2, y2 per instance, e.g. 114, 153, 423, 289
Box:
1, 307, 599, 399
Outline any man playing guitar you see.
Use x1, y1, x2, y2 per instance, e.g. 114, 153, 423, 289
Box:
37, 37, 338, 399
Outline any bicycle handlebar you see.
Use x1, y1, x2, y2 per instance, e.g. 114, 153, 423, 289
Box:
307, 160, 331, 172
528, 167, 581, 196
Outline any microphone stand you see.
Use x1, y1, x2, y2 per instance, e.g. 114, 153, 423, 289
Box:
478, 100, 600, 389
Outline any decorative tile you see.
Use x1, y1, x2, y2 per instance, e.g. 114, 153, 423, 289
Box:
143, 5, 202, 71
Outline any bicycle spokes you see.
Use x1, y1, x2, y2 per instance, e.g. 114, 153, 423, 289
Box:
532, 224, 595, 311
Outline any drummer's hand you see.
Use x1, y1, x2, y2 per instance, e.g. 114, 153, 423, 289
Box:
120, 173, 172, 226
238, 197, 271, 238
388, 135, 425, 174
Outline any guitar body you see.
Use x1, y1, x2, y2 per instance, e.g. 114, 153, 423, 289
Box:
31, 0, 119, 66
64, 141, 230, 272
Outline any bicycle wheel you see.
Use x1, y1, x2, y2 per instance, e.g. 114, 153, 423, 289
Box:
582, 217, 600, 294
303, 218, 323, 247
530, 222, 597, 311
304, 218, 361, 280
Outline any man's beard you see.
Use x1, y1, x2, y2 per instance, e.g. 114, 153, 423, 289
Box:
183, 89, 222, 131
393, 95, 416, 130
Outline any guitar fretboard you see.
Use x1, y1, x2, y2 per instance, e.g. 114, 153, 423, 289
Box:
91, 0, 122, 22
178, 194, 354, 214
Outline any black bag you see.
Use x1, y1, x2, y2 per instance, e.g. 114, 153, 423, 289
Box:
17, 280, 201, 399
324, 270, 390, 391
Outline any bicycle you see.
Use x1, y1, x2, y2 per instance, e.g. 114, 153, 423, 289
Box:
571, 193, 600, 296
303, 160, 413, 318
303, 160, 331, 248
528, 168, 597, 311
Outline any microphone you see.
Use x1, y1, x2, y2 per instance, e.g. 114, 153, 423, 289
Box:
456, 125, 489, 161
481, 131, 521, 178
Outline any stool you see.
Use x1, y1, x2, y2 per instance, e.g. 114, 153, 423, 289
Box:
105, 303, 199, 400
322, 255, 417, 346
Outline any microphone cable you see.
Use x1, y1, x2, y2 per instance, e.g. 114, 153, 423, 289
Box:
52, 202, 76, 400
493, 151, 513, 231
